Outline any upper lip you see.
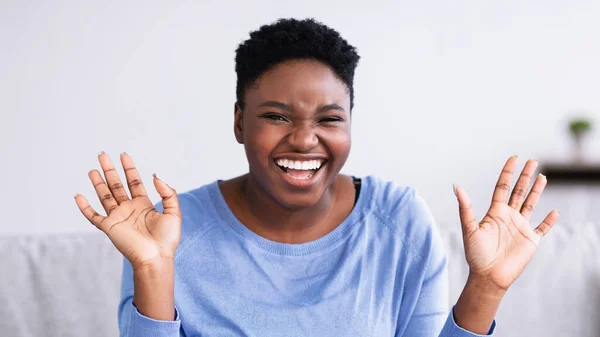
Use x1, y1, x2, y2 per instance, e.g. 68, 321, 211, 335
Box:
272, 154, 329, 161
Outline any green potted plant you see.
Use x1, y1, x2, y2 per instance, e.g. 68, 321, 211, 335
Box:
568, 117, 593, 163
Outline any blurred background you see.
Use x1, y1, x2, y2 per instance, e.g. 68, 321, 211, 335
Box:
1, 1, 599, 336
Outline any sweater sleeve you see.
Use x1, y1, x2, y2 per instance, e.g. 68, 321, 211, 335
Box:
117, 257, 182, 337
439, 308, 496, 336
398, 194, 496, 337
406, 237, 496, 336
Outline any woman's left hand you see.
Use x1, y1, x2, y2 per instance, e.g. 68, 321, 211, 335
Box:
454, 156, 559, 291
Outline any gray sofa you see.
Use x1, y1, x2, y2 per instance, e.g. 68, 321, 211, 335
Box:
1, 222, 599, 337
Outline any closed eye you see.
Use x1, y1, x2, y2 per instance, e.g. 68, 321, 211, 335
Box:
319, 117, 343, 123
263, 114, 288, 122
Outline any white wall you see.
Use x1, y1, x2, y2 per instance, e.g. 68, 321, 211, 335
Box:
1, 0, 599, 234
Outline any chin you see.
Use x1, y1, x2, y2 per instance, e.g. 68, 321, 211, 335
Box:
251, 172, 334, 211
271, 188, 327, 210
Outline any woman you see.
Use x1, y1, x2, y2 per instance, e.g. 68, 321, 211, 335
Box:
75, 18, 558, 336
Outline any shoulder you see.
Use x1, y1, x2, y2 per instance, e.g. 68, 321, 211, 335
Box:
362, 176, 445, 264
362, 175, 434, 227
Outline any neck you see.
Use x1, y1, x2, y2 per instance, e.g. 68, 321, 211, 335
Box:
235, 173, 345, 244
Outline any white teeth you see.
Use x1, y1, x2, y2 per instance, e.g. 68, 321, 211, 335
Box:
275, 159, 324, 170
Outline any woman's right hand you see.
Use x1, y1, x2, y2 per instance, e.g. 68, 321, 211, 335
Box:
74, 152, 182, 271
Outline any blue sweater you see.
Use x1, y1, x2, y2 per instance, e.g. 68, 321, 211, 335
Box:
118, 176, 495, 336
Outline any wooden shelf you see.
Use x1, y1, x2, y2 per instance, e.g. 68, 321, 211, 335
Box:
539, 163, 600, 184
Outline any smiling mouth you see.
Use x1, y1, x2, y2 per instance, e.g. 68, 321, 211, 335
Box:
275, 159, 327, 180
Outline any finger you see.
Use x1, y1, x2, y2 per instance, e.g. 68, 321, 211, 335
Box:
74, 194, 106, 228
534, 209, 560, 238
508, 159, 538, 209
98, 152, 129, 204
520, 173, 547, 219
153, 174, 181, 218
454, 184, 478, 235
492, 156, 519, 204
120, 152, 148, 199
88, 169, 119, 215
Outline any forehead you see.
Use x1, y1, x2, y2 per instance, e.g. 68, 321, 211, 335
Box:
245, 59, 350, 107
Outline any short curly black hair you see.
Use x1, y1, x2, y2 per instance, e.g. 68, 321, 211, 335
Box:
235, 18, 360, 110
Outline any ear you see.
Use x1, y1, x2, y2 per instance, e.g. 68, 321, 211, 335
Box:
234, 102, 244, 144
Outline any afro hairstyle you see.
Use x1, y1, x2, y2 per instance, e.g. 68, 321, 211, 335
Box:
235, 18, 360, 110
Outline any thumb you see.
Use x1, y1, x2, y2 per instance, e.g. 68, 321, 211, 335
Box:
153, 174, 181, 218
454, 184, 478, 235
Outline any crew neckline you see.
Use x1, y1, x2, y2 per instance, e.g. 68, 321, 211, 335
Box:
207, 176, 373, 256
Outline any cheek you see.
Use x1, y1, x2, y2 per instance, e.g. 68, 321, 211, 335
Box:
245, 125, 286, 165
320, 128, 351, 158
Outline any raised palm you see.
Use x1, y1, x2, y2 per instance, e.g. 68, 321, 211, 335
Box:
74, 152, 182, 270
455, 156, 559, 290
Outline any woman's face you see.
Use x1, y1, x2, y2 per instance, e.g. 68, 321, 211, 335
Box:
234, 59, 352, 209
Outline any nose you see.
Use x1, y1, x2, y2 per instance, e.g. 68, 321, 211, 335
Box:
287, 124, 319, 152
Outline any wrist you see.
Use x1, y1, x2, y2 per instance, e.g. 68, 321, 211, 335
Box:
466, 272, 508, 299
133, 258, 174, 288
132, 256, 175, 276
132, 258, 175, 321
453, 274, 505, 334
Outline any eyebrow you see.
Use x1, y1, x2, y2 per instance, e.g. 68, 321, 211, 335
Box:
317, 104, 345, 113
259, 101, 292, 111
258, 101, 345, 113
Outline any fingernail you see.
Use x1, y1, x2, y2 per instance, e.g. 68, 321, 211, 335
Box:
539, 173, 546, 179
98, 151, 105, 156
153, 173, 159, 180
555, 208, 560, 215
74, 193, 79, 198
121, 152, 128, 156
453, 183, 457, 197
